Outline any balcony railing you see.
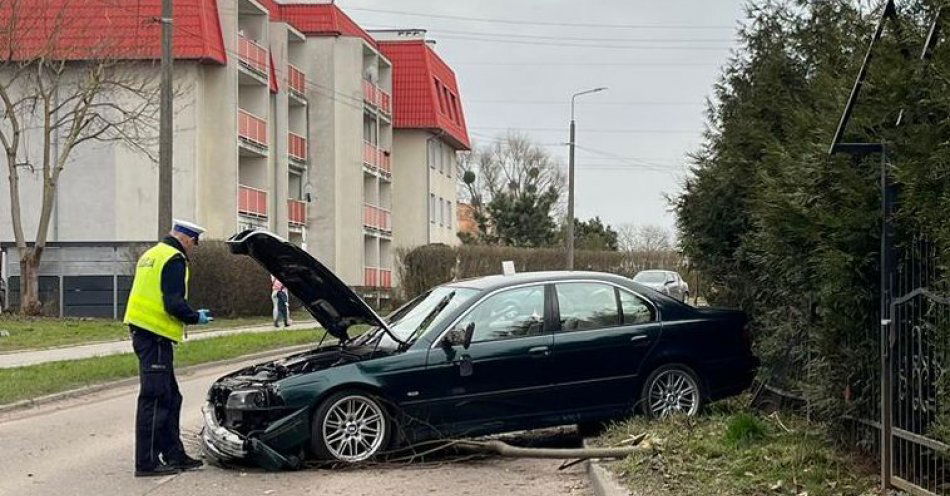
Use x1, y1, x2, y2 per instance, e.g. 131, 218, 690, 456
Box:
238, 110, 268, 148
287, 64, 305, 96
379, 269, 392, 289
238, 185, 268, 218
361, 80, 391, 115
287, 199, 306, 226
362, 141, 377, 168
378, 90, 391, 115
363, 203, 392, 233
377, 149, 391, 174
288, 132, 307, 162
364, 267, 392, 288
362, 80, 377, 106
364, 267, 379, 287
238, 35, 268, 76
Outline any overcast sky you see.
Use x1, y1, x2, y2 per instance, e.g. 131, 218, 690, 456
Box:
338, 0, 745, 232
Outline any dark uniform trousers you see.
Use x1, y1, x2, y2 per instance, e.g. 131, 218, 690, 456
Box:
132, 326, 186, 470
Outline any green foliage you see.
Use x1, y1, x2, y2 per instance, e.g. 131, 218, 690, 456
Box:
396, 243, 687, 300
723, 412, 768, 447
188, 240, 274, 317
485, 185, 561, 247
598, 406, 877, 495
675, 0, 950, 433
560, 216, 620, 251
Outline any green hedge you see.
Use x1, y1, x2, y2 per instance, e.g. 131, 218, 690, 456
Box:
397, 244, 686, 299
187, 240, 273, 317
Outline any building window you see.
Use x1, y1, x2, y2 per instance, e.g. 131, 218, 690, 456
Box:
430, 193, 436, 223
427, 140, 436, 169
450, 94, 460, 123
435, 78, 446, 114
438, 197, 445, 227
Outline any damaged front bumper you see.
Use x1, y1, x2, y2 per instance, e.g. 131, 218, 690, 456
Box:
200, 402, 311, 471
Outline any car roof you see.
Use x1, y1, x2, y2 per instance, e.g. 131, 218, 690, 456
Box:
445, 270, 635, 292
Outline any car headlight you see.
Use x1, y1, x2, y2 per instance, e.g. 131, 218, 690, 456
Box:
227, 389, 267, 410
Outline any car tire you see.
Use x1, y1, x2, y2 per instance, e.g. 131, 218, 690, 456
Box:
311, 390, 393, 463
640, 364, 703, 418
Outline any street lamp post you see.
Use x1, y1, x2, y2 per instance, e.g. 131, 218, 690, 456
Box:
566, 87, 607, 270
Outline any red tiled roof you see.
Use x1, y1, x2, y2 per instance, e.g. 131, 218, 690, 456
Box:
0, 0, 226, 63
276, 4, 378, 48
379, 40, 470, 150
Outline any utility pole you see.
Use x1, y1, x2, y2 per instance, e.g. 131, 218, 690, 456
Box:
158, 0, 174, 237
565, 87, 606, 270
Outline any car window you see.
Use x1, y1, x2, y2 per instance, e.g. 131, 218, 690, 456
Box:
620, 290, 655, 325
459, 285, 546, 343
555, 282, 620, 332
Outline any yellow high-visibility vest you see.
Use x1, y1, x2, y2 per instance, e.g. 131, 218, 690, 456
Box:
123, 242, 190, 343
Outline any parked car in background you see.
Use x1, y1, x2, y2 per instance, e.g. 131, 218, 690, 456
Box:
634, 270, 690, 302
201, 230, 757, 469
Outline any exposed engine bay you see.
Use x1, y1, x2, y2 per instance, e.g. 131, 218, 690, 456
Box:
207, 345, 393, 435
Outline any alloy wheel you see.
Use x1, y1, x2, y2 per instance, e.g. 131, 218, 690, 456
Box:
321, 395, 386, 462
647, 369, 700, 417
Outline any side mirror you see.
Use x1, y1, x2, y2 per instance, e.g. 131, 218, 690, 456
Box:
441, 328, 466, 349
440, 322, 476, 350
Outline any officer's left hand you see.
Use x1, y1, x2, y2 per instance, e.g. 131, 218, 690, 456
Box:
197, 309, 214, 325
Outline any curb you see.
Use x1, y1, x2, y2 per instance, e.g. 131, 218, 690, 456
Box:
583, 438, 634, 496
0, 342, 316, 415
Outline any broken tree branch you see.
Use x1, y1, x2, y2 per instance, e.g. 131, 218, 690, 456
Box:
454, 433, 646, 460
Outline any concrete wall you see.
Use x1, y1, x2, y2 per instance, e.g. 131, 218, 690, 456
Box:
391, 130, 460, 248
0, 64, 203, 244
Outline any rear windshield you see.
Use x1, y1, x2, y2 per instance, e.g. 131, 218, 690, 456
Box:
634, 271, 668, 283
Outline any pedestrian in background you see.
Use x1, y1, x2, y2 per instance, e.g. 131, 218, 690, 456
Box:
272, 276, 290, 328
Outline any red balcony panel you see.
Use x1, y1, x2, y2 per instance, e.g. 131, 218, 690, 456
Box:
377, 149, 391, 174
287, 199, 306, 226
238, 35, 268, 75
238, 185, 267, 218
362, 80, 377, 106
364, 267, 379, 287
379, 208, 391, 232
238, 110, 268, 147
363, 203, 377, 229
288, 133, 307, 161
362, 142, 377, 168
379, 269, 392, 289
287, 64, 305, 95
378, 89, 391, 115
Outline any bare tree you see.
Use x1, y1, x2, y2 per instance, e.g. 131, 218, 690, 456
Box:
0, 1, 161, 314
618, 223, 675, 253
458, 132, 565, 242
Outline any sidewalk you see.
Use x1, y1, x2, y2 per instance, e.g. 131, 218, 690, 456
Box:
0, 320, 317, 369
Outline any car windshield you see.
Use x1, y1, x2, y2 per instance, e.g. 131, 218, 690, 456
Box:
634, 271, 668, 284
361, 286, 479, 349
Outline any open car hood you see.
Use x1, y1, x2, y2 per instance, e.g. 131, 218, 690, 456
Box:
227, 229, 387, 341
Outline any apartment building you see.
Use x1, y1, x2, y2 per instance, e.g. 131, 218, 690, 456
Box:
374, 30, 471, 249
0, 1, 469, 316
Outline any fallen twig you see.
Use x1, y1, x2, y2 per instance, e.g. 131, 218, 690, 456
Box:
455, 433, 646, 460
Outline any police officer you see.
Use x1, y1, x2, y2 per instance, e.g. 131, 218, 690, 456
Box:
125, 220, 213, 477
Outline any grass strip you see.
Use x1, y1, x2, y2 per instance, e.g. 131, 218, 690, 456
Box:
597, 399, 877, 496
0, 310, 311, 352
0, 328, 322, 405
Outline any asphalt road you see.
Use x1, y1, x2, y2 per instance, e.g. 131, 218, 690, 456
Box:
0, 357, 591, 496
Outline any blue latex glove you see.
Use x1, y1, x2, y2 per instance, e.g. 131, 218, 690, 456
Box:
197, 309, 214, 325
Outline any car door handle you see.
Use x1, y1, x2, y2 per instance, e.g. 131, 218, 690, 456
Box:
528, 346, 551, 357
629, 335, 649, 343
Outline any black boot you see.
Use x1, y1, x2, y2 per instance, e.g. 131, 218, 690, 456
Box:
135, 464, 181, 477
169, 454, 204, 471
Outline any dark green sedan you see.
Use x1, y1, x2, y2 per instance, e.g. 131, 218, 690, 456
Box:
200, 230, 758, 469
